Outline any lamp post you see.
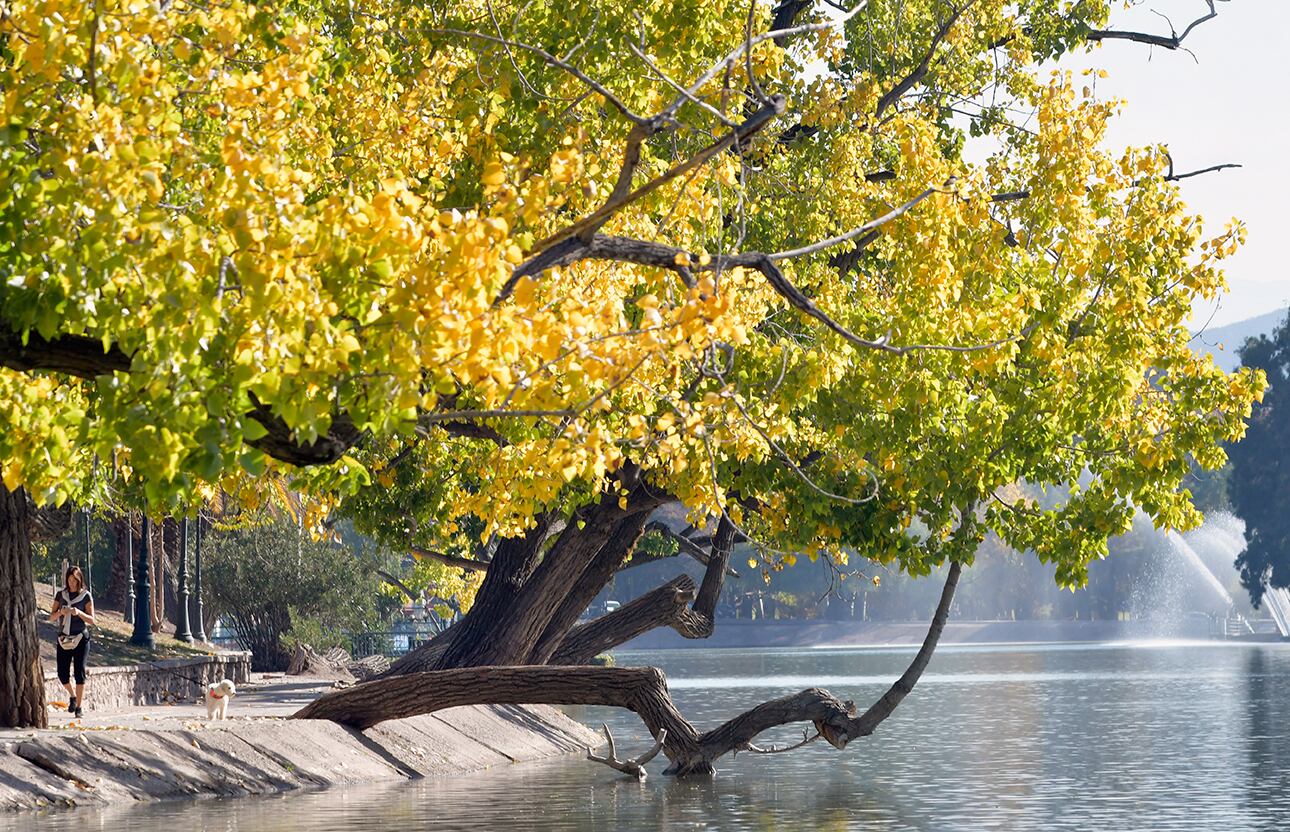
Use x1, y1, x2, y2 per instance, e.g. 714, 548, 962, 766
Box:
175, 517, 193, 642
123, 514, 135, 625
130, 516, 154, 648
192, 512, 207, 643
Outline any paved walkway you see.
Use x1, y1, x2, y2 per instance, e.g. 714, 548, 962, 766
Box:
16, 673, 338, 738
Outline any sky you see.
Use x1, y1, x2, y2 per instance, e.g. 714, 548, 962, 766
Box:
1068, 0, 1290, 327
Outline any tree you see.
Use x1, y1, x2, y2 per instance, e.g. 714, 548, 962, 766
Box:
204, 518, 381, 671
0, 0, 1261, 762
1230, 312, 1288, 607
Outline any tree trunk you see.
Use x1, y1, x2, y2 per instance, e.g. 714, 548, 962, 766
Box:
161, 517, 180, 629
294, 562, 964, 775
527, 511, 652, 664
101, 516, 130, 610
395, 515, 554, 673
437, 496, 633, 667
234, 608, 294, 672
0, 487, 47, 728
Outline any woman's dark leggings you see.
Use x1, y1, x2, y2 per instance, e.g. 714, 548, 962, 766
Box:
56, 637, 89, 685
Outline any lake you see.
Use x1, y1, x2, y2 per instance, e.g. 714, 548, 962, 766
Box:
10, 641, 1290, 830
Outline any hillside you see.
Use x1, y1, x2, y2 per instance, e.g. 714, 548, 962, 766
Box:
1193, 307, 1287, 372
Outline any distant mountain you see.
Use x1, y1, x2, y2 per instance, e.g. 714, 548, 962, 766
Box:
1192, 307, 1288, 372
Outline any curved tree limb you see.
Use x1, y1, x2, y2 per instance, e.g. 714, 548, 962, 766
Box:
1087, 1, 1222, 51
640, 520, 740, 577
548, 575, 706, 664
294, 560, 963, 776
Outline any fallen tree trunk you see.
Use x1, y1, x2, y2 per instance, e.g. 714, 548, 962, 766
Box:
294, 561, 962, 775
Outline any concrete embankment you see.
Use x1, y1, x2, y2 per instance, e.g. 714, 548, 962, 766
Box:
0, 676, 599, 812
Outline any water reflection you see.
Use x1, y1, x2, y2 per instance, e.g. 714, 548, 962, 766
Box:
8, 642, 1290, 831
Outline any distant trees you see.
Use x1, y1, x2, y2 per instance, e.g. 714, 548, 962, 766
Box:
203, 520, 382, 671
1230, 312, 1290, 607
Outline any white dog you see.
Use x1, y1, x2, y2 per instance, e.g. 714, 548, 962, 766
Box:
204, 679, 237, 720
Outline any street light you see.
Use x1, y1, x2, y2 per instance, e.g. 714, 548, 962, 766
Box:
176, 517, 193, 642
124, 514, 135, 625
192, 512, 207, 643
130, 516, 154, 649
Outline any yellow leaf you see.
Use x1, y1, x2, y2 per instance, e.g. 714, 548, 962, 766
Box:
481, 162, 506, 187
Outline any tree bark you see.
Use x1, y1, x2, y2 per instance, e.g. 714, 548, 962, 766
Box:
149, 520, 166, 632
436, 495, 644, 668
548, 575, 707, 664
0, 487, 47, 728
527, 511, 652, 664
101, 516, 130, 610
294, 561, 963, 775
394, 515, 554, 673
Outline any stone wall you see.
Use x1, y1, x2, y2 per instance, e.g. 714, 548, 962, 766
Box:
44, 652, 252, 712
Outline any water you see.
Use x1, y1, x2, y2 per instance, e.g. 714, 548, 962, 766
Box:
9, 642, 1290, 831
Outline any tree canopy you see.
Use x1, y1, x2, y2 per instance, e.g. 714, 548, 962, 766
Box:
1, 0, 1262, 591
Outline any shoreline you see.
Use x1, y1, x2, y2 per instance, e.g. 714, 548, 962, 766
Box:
615, 617, 1281, 651
0, 675, 598, 813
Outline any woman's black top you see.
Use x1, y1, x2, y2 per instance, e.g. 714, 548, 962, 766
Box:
56, 589, 92, 637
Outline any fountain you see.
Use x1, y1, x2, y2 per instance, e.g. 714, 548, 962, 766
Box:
1123, 511, 1256, 637
1165, 529, 1233, 607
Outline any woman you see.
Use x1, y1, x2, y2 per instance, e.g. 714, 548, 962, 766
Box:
49, 565, 95, 718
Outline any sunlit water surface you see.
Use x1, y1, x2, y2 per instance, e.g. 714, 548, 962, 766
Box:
10, 641, 1290, 831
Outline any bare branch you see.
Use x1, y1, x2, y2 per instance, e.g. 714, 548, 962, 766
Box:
876, 2, 973, 119
587, 724, 667, 779
662, 1, 870, 120
425, 27, 646, 124
1165, 162, 1241, 182
766, 181, 948, 262
642, 520, 740, 576
1087, 1, 1221, 51
498, 95, 787, 303
741, 728, 820, 755
628, 42, 737, 128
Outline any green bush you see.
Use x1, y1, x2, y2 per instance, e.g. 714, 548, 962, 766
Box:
204, 519, 382, 671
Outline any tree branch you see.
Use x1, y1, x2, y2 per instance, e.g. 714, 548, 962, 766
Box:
497, 95, 787, 303
587, 723, 666, 779
875, 3, 972, 119
1087, 1, 1221, 51
375, 569, 419, 601
409, 546, 490, 573
292, 558, 962, 775
641, 520, 740, 577
548, 575, 708, 664
0, 324, 365, 467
